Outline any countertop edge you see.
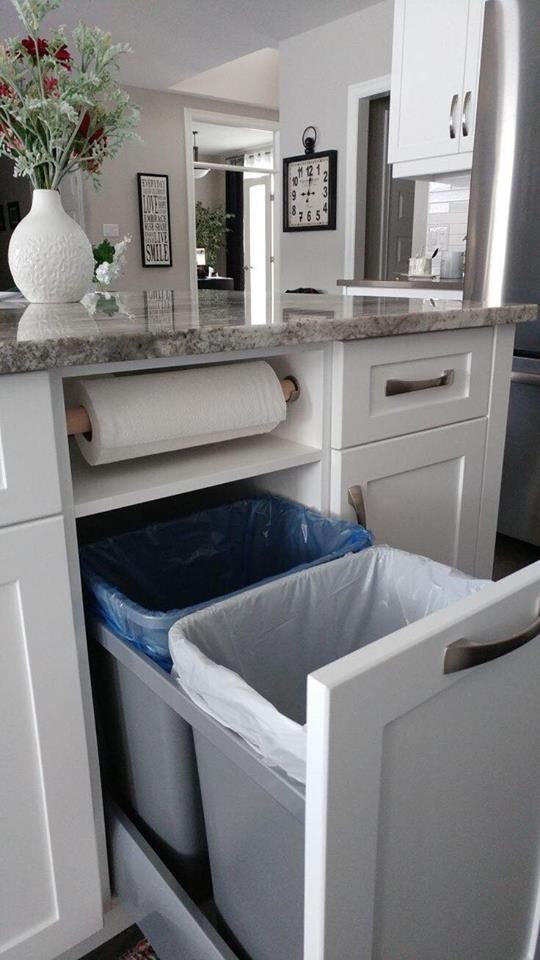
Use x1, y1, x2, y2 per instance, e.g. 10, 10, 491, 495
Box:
0, 302, 535, 375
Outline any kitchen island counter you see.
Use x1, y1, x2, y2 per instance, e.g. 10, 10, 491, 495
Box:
0, 289, 534, 374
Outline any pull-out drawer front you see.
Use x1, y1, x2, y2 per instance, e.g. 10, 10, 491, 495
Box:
331, 418, 487, 575
305, 560, 540, 960
332, 328, 493, 449
0, 373, 61, 526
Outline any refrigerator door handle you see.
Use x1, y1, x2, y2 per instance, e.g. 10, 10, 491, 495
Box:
511, 371, 540, 386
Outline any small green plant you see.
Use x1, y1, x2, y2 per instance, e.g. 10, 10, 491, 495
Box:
195, 200, 234, 271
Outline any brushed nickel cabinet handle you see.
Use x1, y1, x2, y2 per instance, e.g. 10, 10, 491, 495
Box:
347, 485, 367, 528
385, 369, 455, 397
444, 611, 540, 674
462, 90, 472, 137
449, 93, 459, 139
511, 371, 540, 387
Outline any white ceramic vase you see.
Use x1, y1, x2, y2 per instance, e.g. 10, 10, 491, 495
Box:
8, 189, 94, 303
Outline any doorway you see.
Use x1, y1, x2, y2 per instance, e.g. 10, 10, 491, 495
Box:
364, 96, 415, 280
184, 110, 279, 323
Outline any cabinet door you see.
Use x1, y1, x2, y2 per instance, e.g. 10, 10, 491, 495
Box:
305, 559, 540, 960
330, 418, 486, 574
388, 0, 470, 164
0, 517, 102, 960
0, 373, 62, 527
458, 0, 487, 154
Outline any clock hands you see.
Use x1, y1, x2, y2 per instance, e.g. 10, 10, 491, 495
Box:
300, 175, 314, 202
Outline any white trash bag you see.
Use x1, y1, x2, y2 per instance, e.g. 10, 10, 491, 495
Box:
169, 546, 491, 784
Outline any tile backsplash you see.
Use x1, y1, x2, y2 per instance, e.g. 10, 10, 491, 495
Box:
425, 173, 470, 271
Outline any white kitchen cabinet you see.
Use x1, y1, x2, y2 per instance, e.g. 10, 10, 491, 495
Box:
0, 516, 102, 960
388, 0, 486, 177
331, 418, 487, 575
0, 372, 62, 527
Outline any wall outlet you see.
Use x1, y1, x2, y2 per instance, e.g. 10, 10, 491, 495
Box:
103, 223, 120, 238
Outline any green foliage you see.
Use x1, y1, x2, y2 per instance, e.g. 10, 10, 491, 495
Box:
0, 0, 139, 188
92, 237, 115, 267
195, 200, 234, 270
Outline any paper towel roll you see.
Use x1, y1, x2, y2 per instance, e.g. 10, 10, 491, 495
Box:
72, 361, 287, 465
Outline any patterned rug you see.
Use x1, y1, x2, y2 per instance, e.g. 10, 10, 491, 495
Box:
120, 940, 158, 960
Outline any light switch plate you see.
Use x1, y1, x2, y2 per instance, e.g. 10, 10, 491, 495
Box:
103, 223, 120, 238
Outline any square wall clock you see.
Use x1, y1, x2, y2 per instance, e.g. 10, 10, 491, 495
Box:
283, 149, 337, 232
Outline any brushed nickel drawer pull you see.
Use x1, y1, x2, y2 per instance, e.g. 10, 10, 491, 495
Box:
385, 368, 455, 396
511, 371, 540, 387
443, 610, 540, 674
347, 485, 367, 528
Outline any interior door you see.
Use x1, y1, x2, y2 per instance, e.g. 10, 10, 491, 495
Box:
305, 560, 540, 960
388, 0, 470, 164
243, 174, 273, 324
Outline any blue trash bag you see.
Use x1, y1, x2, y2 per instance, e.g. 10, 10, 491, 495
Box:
80, 494, 374, 669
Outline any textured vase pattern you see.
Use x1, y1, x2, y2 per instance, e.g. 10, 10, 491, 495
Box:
9, 189, 94, 303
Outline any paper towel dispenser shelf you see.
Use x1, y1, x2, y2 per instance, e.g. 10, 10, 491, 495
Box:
70, 435, 321, 518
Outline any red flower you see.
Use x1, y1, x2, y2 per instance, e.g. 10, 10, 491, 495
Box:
78, 110, 91, 139
21, 36, 49, 59
0, 82, 15, 99
78, 112, 105, 145
54, 44, 72, 69
44, 75, 59, 95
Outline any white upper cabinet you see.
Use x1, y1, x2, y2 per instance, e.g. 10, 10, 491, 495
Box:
388, 0, 486, 177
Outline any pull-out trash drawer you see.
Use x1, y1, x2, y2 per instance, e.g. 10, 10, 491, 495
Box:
96, 551, 540, 960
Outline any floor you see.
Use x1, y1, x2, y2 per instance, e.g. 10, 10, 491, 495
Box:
81, 928, 155, 960
81, 535, 540, 960
493, 533, 540, 580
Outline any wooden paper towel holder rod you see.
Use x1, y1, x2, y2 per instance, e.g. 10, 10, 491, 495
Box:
65, 376, 300, 436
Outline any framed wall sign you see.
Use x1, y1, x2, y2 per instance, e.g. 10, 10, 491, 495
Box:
283, 150, 337, 232
137, 173, 173, 267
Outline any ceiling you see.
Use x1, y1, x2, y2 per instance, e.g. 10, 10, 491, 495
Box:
0, 0, 377, 91
195, 122, 273, 158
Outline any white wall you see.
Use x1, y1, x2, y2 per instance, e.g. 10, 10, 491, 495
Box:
82, 87, 277, 291
279, 0, 394, 293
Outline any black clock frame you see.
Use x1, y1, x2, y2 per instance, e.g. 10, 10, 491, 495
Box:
283, 149, 337, 232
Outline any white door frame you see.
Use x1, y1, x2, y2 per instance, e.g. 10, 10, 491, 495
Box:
343, 74, 392, 285
184, 108, 280, 303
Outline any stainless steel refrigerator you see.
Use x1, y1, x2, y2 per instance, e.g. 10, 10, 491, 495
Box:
465, 0, 540, 546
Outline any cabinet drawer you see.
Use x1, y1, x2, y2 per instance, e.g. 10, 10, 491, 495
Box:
331, 418, 487, 574
0, 373, 61, 526
332, 328, 492, 449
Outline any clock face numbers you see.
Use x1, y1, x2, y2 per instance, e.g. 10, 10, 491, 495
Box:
287, 157, 330, 228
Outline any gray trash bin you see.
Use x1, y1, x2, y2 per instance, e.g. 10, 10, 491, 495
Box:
84, 495, 372, 904
168, 546, 490, 960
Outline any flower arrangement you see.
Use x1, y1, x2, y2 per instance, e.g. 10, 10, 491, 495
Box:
0, 0, 139, 189
92, 234, 131, 286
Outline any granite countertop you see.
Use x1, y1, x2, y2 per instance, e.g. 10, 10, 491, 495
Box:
0, 289, 535, 374
337, 278, 464, 290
